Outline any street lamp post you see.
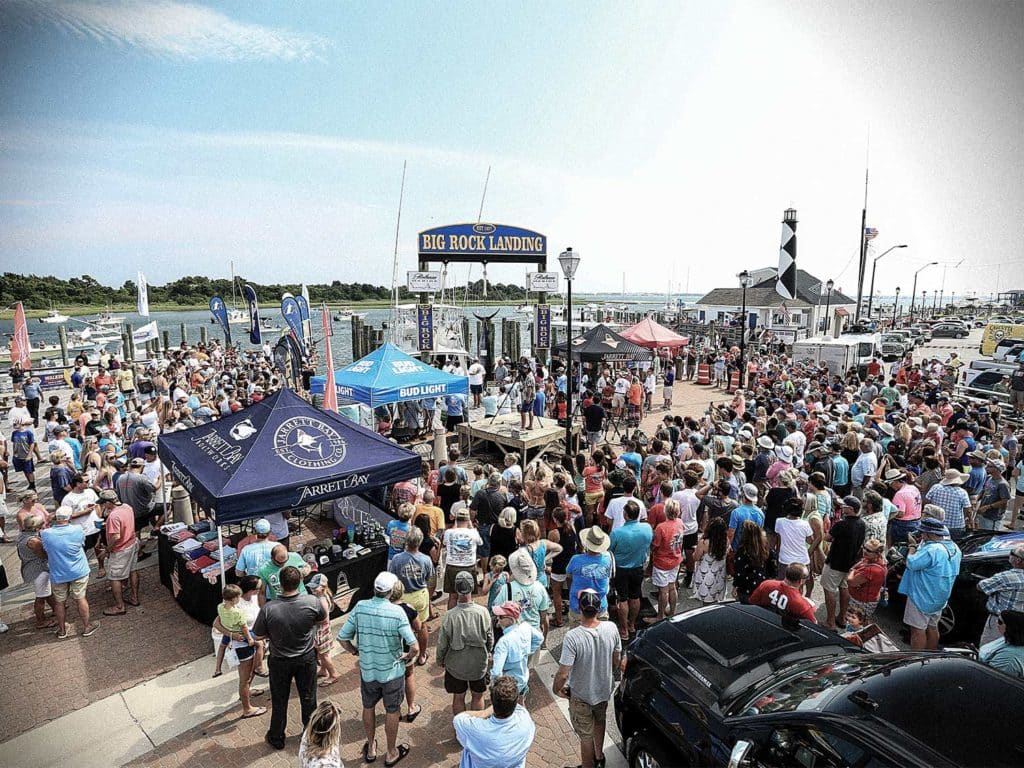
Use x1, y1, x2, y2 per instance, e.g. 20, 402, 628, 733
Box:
922, 291, 929, 319
867, 244, 908, 319
824, 279, 835, 335
558, 247, 580, 457
738, 270, 752, 388
893, 287, 900, 326
909, 261, 938, 320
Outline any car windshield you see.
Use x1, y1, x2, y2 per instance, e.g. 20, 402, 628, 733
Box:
731, 656, 901, 717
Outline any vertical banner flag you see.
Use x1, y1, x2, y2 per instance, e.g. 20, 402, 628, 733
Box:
137, 271, 150, 317
416, 304, 434, 351
321, 303, 337, 412
284, 334, 303, 386
10, 301, 31, 369
281, 296, 305, 356
534, 304, 551, 348
776, 208, 798, 300
243, 284, 261, 345
273, 337, 291, 381
294, 292, 311, 349
300, 284, 312, 348
209, 297, 232, 345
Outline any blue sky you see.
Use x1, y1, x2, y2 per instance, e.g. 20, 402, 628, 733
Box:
1, 1, 1022, 298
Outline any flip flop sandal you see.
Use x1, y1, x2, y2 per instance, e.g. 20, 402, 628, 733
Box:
400, 706, 422, 723
362, 739, 378, 763
125, 598, 140, 607
212, 671, 224, 678
384, 745, 410, 767
318, 676, 340, 687
240, 706, 266, 719
103, 608, 127, 616
415, 656, 427, 666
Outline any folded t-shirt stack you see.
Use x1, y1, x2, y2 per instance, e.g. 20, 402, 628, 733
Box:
172, 538, 203, 555
186, 555, 216, 573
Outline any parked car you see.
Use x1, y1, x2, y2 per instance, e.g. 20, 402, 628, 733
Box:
879, 333, 908, 361
933, 323, 970, 338
615, 603, 1024, 768
883, 530, 1024, 641
910, 324, 933, 342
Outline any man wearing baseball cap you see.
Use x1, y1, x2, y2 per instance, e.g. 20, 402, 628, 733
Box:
553, 589, 621, 768
898, 518, 962, 650
41, 506, 99, 638
115, 457, 157, 555
436, 570, 493, 715
821, 496, 866, 630
235, 519, 276, 577
337, 571, 418, 765
977, 458, 1011, 531
98, 489, 140, 615
491, 600, 542, 702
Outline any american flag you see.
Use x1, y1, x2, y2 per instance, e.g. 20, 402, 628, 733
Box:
864, 227, 879, 241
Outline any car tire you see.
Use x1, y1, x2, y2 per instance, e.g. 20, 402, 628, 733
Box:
630, 732, 683, 768
938, 602, 956, 639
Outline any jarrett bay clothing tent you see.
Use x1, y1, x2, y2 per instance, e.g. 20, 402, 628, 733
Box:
156, 387, 420, 525
308, 342, 469, 408
570, 323, 652, 364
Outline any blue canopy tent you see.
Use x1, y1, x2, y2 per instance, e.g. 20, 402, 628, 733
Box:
309, 342, 468, 408
156, 387, 420, 525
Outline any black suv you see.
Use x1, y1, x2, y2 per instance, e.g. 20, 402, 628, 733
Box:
615, 603, 1024, 768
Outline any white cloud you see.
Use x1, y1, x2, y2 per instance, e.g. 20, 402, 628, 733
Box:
6, 0, 326, 61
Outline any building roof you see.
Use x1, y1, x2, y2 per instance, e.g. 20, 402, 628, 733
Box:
695, 268, 855, 308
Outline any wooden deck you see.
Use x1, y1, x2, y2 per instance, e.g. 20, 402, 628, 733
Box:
456, 413, 580, 462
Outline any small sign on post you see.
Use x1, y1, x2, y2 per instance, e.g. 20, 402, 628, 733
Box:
407, 271, 442, 292
527, 272, 560, 292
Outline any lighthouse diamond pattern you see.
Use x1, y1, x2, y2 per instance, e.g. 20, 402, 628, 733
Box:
776, 208, 798, 300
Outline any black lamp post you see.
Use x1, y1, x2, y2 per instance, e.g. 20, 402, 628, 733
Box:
558, 247, 580, 457
824, 279, 835, 335
922, 291, 928, 319
738, 270, 751, 388
893, 287, 900, 326
867, 244, 907, 319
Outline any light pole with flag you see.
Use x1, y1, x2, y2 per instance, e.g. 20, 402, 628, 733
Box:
320, 303, 337, 412
558, 247, 580, 457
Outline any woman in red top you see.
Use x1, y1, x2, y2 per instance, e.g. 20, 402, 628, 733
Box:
846, 538, 887, 615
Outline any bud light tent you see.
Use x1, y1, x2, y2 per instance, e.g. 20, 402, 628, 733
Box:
309, 342, 469, 408
156, 387, 420, 525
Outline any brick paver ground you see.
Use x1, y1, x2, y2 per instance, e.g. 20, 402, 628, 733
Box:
0, 563, 211, 743
126, 605, 580, 768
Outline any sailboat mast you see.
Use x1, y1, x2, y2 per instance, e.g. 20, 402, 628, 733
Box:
854, 129, 870, 321
389, 161, 408, 344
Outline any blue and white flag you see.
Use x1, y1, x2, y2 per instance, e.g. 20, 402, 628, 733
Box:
210, 296, 232, 345
243, 284, 261, 345
281, 296, 305, 357
294, 293, 311, 348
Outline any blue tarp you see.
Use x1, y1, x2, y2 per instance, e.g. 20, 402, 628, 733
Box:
309, 342, 468, 408
156, 387, 420, 524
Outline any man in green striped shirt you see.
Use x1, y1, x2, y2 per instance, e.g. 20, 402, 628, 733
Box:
338, 571, 419, 765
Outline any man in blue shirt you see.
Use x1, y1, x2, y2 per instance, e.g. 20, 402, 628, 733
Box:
41, 506, 98, 638
454, 675, 535, 768
445, 393, 467, 430
565, 526, 613, 626
234, 519, 276, 577
608, 500, 653, 639
338, 571, 418, 766
491, 601, 543, 698
728, 484, 765, 551
898, 518, 962, 650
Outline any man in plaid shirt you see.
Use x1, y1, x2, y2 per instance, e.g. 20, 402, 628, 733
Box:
978, 545, 1024, 646
925, 470, 974, 541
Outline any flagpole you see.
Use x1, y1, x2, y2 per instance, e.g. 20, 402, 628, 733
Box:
854, 130, 870, 322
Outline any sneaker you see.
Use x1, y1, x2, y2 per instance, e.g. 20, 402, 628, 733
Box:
82, 623, 100, 637
0, 622, 9, 634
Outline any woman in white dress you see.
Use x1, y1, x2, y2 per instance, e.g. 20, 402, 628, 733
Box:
691, 518, 729, 604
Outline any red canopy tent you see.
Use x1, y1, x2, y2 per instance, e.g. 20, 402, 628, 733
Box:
620, 317, 689, 349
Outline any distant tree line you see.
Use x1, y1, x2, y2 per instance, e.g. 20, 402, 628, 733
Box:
0, 273, 534, 309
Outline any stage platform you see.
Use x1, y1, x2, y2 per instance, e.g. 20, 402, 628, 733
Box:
456, 413, 580, 462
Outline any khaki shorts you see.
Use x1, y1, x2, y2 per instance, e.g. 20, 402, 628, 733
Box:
651, 566, 680, 588
107, 539, 139, 581
52, 574, 89, 602
405, 587, 430, 624
443, 564, 476, 594
569, 697, 608, 740
820, 565, 848, 593
904, 598, 942, 630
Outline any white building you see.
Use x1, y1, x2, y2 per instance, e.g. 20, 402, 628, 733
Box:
694, 268, 856, 343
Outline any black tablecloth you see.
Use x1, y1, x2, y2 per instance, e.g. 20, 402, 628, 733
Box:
158, 532, 388, 625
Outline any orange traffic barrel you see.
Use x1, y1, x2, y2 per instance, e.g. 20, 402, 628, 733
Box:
697, 363, 711, 385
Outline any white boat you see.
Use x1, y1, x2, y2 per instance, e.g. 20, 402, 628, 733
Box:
38, 309, 70, 324
0, 340, 62, 360
227, 308, 249, 324
259, 317, 282, 332
92, 310, 125, 328
332, 307, 364, 321
69, 327, 123, 350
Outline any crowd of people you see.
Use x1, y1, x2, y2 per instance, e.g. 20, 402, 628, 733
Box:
4, 330, 1024, 767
